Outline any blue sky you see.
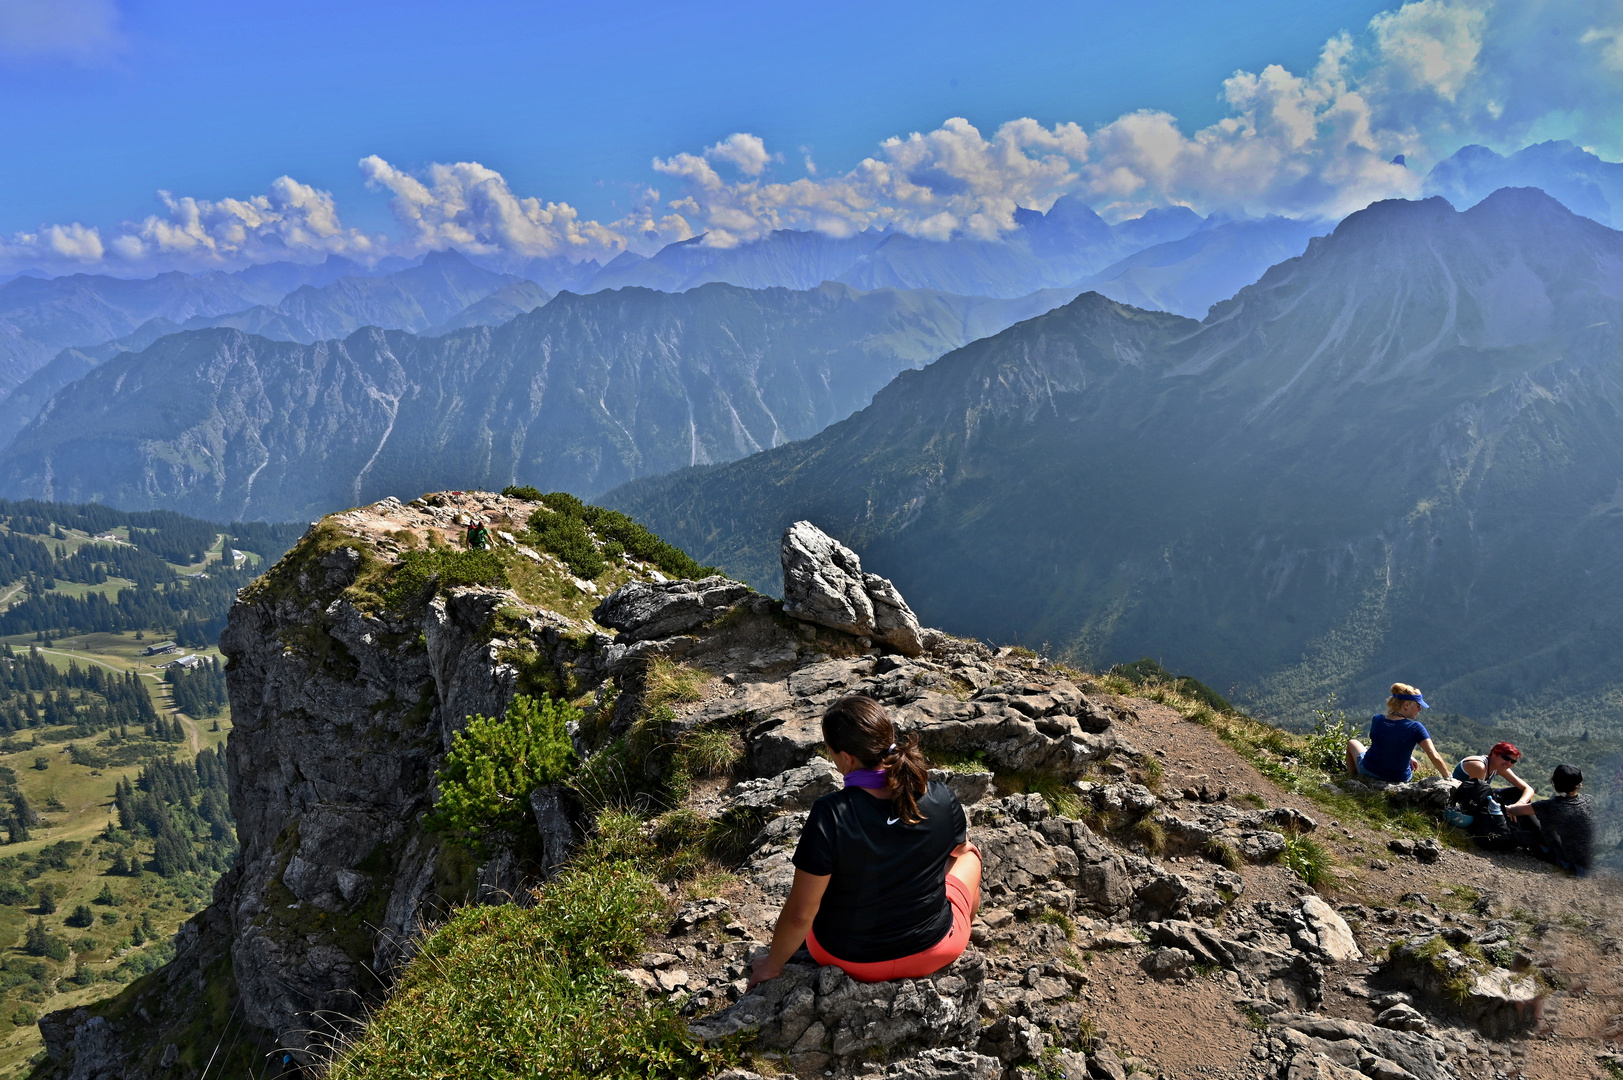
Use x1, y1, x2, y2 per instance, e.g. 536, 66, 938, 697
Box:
2, 0, 1620, 273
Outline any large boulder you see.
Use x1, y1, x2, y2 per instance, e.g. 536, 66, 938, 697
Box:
1293, 896, 1362, 963
593, 576, 752, 643
781, 522, 923, 656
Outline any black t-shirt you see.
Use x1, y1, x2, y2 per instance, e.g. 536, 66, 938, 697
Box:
1533, 793, 1595, 875
792, 780, 967, 963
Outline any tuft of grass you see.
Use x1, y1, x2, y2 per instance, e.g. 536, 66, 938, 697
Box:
675, 726, 742, 779
1130, 817, 1166, 855
326, 862, 731, 1080
1136, 756, 1163, 790
682, 867, 737, 901
1203, 837, 1242, 871
585, 809, 655, 865
928, 749, 990, 774
1279, 833, 1332, 888
704, 808, 771, 866
643, 658, 707, 712
996, 771, 1082, 819
649, 808, 712, 881
1238, 1004, 1270, 1032
1037, 907, 1076, 940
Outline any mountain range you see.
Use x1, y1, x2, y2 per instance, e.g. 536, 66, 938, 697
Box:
1425, 140, 1623, 228
0, 281, 1088, 521
605, 188, 1623, 745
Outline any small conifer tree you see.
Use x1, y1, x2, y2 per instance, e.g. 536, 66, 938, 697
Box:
426, 693, 578, 855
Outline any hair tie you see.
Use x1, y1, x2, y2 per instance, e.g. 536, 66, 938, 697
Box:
886, 743, 898, 755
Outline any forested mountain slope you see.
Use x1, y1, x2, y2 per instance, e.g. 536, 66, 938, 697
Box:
0, 282, 1084, 521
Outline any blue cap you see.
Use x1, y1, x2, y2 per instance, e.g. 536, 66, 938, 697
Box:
1393, 691, 1429, 709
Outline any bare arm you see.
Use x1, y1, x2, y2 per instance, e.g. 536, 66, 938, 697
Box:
1419, 739, 1450, 777
748, 869, 830, 988
1500, 766, 1535, 805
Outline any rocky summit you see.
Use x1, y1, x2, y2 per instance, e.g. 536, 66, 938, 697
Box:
32, 493, 1621, 1080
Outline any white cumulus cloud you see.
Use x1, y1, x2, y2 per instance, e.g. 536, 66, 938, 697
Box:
360, 155, 628, 261
7, 0, 1623, 276
0, 176, 380, 274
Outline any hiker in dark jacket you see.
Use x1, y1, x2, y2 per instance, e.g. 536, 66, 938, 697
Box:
465, 520, 492, 550
1509, 764, 1596, 876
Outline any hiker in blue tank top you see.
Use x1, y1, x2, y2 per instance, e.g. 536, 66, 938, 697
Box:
1343, 682, 1450, 783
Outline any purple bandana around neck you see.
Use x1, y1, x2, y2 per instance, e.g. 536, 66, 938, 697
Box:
843, 767, 888, 790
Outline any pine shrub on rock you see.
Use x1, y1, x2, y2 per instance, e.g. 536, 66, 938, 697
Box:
426, 694, 578, 855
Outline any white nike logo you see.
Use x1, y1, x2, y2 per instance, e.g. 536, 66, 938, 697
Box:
887, 817, 901, 825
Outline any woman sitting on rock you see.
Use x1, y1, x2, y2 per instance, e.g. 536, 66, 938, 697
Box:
1452, 741, 1535, 807
1344, 682, 1450, 784
748, 695, 982, 986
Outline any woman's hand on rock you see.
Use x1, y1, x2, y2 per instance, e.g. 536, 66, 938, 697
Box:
746, 954, 780, 990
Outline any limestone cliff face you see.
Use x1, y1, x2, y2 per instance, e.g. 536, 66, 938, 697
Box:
36, 491, 639, 1074
218, 493, 627, 1054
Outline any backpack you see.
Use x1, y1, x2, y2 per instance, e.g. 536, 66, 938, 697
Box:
1451, 778, 1507, 836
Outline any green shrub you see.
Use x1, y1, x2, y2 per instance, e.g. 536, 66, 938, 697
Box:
65, 904, 94, 928
525, 492, 716, 581
327, 865, 726, 1080
501, 485, 545, 501
1304, 694, 1356, 773
527, 509, 607, 579
24, 918, 68, 962
1109, 657, 1234, 714
426, 694, 578, 855
385, 548, 509, 608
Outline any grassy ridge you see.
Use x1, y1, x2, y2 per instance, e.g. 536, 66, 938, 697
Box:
327, 856, 729, 1079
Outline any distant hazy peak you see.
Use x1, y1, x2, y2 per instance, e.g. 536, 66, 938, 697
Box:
1424, 140, 1623, 228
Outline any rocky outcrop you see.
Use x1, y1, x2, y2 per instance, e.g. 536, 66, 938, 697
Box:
593, 575, 753, 643
781, 521, 924, 656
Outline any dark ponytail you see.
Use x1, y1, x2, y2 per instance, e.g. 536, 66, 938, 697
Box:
822, 695, 930, 824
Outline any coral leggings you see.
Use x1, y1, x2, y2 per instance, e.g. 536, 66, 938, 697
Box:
805, 876, 973, 983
